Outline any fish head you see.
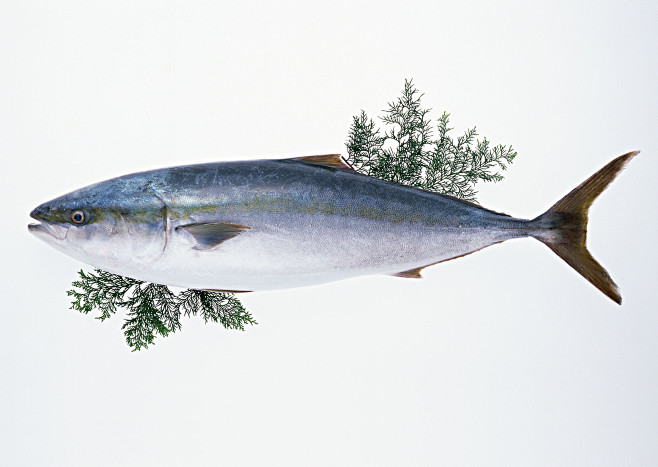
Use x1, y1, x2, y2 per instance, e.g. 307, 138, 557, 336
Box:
28, 174, 168, 275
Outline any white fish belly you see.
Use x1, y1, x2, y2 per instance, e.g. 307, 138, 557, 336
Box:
143, 213, 519, 290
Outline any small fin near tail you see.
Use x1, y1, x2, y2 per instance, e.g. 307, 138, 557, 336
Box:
530, 151, 638, 304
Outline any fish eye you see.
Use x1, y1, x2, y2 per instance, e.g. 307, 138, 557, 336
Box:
71, 210, 86, 224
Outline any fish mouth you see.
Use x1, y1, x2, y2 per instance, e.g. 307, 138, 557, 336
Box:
28, 209, 68, 241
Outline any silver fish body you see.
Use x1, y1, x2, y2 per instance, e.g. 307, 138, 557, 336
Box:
29, 153, 636, 302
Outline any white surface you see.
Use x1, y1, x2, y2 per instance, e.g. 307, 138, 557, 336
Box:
2, 1, 657, 465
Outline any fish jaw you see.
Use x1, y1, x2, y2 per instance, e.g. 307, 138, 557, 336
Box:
28, 221, 69, 242
28, 207, 69, 242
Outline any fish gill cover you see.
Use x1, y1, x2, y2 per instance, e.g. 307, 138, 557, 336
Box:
67, 80, 518, 351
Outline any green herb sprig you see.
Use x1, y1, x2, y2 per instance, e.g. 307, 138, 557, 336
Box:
68, 269, 255, 351
346, 79, 516, 202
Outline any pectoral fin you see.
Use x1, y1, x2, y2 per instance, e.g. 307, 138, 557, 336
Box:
177, 222, 250, 250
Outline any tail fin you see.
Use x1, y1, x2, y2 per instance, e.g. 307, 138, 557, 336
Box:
531, 151, 638, 304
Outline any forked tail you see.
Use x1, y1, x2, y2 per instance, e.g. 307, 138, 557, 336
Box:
530, 151, 638, 304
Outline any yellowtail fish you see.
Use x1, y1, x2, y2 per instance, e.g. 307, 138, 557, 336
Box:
28, 152, 636, 303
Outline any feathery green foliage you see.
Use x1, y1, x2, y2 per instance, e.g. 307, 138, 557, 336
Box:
67, 79, 518, 350
68, 269, 256, 351
346, 79, 516, 201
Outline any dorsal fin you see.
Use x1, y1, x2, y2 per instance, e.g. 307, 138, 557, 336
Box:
289, 154, 354, 171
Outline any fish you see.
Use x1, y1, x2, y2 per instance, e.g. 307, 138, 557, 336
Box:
28, 152, 636, 303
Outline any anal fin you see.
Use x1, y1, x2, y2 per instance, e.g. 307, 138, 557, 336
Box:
391, 266, 425, 279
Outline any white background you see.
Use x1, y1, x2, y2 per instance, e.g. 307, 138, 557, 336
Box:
2, 1, 657, 465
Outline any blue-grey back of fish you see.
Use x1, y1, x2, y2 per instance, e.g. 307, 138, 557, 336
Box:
29, 152, 637, 303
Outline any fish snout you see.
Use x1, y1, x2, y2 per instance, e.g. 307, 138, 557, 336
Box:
29, 205, 47, 221
28, 204, 68, 241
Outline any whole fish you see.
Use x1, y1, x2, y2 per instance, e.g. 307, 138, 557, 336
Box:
29, 152, 636, 303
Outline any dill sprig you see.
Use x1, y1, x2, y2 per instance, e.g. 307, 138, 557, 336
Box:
346, 79, 516, 201
68, 269, 256, 351
67, 79, 518, 350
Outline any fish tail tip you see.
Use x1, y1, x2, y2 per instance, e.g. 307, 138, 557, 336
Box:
620, 150, 640, 162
